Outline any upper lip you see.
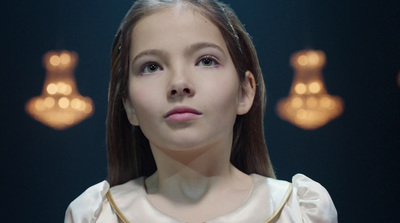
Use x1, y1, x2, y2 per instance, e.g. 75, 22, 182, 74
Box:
164, 106, 202, 118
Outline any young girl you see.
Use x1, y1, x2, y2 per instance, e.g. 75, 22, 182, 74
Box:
65, 0, 337, 222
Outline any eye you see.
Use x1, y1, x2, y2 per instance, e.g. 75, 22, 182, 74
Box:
141, 62, 162, 74
197, 56, 219, 67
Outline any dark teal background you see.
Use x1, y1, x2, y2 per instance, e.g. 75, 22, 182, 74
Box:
1, 0, 399, 222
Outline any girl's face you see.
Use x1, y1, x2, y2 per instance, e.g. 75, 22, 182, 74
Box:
124, 6, 254, 152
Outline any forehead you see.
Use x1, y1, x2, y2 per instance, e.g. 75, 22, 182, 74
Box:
130, 6, 228, 55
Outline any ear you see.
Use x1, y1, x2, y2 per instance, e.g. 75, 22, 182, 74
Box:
122, 98, 139, 126
237, 71, 256, 115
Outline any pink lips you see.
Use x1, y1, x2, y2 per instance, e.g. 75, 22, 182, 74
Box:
164, 106, 202, 122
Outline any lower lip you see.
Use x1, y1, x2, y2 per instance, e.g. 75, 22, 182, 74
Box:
166, 113, 200, 122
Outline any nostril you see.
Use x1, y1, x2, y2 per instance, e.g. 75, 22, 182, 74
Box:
169, 87, 193, 97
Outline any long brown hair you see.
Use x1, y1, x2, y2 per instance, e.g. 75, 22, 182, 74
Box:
107, 0, 275, 186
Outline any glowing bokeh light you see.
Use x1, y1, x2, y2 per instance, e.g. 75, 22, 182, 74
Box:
277, 49, 343, 130
25, 50, 94, 130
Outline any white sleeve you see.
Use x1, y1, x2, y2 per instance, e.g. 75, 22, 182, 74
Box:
64, 181, 110, 223
290, 174, 338, 223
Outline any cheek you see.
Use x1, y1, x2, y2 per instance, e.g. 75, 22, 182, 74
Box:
205, 78, 240, 115
128, 82, 159, 121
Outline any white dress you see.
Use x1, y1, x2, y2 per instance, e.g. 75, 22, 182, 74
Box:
64, 174, 337, 223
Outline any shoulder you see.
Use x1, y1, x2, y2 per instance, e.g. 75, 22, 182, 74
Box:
252, 174, 292, 206
283, 174, 338, 223
64, 181, 110, 223
252, 173, 337, 223
64, 178, 145, 223
291, 174, 335, 206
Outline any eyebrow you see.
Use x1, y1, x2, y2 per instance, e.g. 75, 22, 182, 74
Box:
184, 42, 226, 57
131, 42, 226, 65
131, 49, 168, 66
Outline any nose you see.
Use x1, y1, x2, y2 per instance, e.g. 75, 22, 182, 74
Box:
168, 70, 195, 98
170, 86, 192, 96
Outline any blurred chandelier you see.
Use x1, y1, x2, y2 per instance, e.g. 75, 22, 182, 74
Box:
276, 49, 343, 130
26, 50, 94, 130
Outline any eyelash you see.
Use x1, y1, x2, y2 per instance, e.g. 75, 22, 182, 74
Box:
196, 55, 220, 67
137, 55, 220, 74
140, 62, 163, 74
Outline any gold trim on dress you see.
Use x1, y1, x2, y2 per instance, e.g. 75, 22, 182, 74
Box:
106, 190, 130, 223
264, 183, 294, 223
105, 182, 293, 223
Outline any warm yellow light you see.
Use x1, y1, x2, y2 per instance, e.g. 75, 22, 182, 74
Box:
291, 49, 326, 69
308, 52, 320, 66
320, 96, 332, 109
60, 53, 71, 65
296, 109, 307, 119
47, 83, 57, 95
56, 82, 72, 95
71, 98, 81, 109
277, 49, 343, 130
306, 96, 318, 108
71, 98, 89, 111
64, 84, 72, 95
49, 55, 60, 66
85, 103, 93, 114
25, 50, 94, 130
58, 97, 70, 109
44, 97, 55, 108
56, 82, 66, 93
34, 99, 45, 111
291, 97, 303, 108
309, 82, 321, 93
295, 83, 307, 94
297, 55, 308, 66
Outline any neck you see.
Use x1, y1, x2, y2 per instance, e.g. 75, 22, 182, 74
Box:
145, 140, 245, 203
